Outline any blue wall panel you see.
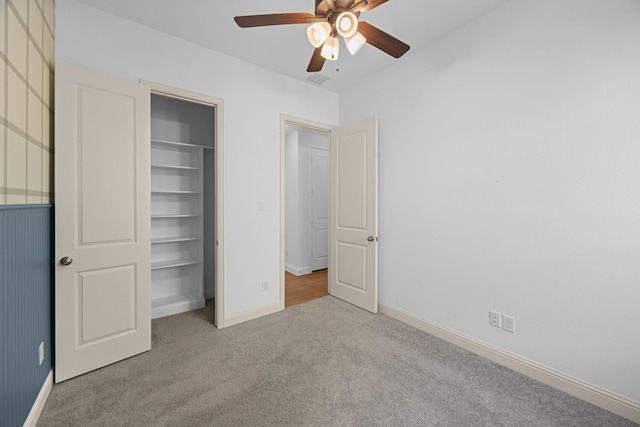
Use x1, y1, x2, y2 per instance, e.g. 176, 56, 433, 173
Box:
0, 205, 52, 426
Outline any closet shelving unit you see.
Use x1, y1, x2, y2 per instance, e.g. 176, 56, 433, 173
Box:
149, 89, 216, 319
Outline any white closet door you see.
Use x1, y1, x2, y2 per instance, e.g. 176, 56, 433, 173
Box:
55, 62, 151, 382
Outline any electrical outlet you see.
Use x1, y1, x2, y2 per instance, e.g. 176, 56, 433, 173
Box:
489, 310, 501, 328
261, 281, 269, 292
39, 342, 44, 366
502, 315, 515, 333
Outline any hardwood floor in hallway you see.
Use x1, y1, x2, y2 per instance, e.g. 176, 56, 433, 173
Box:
285, 269, 328, 308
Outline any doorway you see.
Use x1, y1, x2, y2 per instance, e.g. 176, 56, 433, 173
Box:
143, 80, 225, 328
281, 115, 333, 308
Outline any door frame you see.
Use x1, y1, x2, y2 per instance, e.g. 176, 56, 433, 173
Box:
280, 114, 333, 309
143, 80, 226, 328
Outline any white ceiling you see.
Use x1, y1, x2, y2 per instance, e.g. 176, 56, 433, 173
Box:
71, 0, 511, 92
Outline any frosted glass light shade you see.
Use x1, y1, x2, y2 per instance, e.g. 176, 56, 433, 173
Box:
346, 32, 366, 55
336, 12, 358, 38
307, 22, 331, 48
321, 36, 340, 60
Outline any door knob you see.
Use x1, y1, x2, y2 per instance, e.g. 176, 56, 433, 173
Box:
60, 256, 73, 266
367, 236, 375, 242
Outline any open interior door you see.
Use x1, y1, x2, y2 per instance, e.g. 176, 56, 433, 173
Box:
55, 62, 151, 382
329, 117, 378, 313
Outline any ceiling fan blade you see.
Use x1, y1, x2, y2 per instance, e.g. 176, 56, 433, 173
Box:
359, 0, 388, 12
307, 47, 326, 72
234, 13, 318, 28
358, 21, 410, 58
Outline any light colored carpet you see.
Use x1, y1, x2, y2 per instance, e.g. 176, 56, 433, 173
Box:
38, 296, 636, 426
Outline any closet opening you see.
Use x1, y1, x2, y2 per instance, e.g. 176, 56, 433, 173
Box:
147, 83, 224, 327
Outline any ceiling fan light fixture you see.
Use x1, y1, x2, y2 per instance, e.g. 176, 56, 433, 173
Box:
234, 1, 411, 73
321, 36, 340, 60
346, 32, 366, 55
335, 11, 358, 38
307, 22, 331, 48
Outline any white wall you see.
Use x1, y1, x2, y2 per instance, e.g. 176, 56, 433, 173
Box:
56, 0, 339, 315
340, 0, 640, 403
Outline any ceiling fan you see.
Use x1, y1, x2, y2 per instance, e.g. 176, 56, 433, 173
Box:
234, 0, 410, 72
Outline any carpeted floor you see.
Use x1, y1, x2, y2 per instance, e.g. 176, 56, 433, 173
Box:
37, 296, 637, 426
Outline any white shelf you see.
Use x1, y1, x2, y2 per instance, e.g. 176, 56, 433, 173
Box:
151, 214, 200, 219
151, 138, 213, 150
152, 236, 200, 244
152, 164, 199, 171
151, 190, 199, 194
151, 258, 201, 270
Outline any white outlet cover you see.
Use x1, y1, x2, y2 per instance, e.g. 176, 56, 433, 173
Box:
503, 315, 515, 333
489, 310, 501, 328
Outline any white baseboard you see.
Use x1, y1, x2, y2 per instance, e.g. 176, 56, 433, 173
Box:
379, 302, 640, 424
285, 264, 311, 276
23, 369, 53, 427
224, 302, 282, 328
151, 297, 205, 319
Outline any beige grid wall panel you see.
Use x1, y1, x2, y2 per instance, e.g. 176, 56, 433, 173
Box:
1, 0, 54, 205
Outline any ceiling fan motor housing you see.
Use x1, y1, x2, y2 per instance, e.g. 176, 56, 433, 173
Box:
315, 0, 360, 18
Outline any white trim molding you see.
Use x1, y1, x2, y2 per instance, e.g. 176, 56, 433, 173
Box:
151, 297, 206, 320
379, 302, 640, 424
23, 370, 53, 427
285, 264, 312, 276
224, 302, 282, 328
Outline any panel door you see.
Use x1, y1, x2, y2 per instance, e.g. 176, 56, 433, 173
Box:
310, 147, 329, 271
55, 62, 151, 382
329, 117, 378, 313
